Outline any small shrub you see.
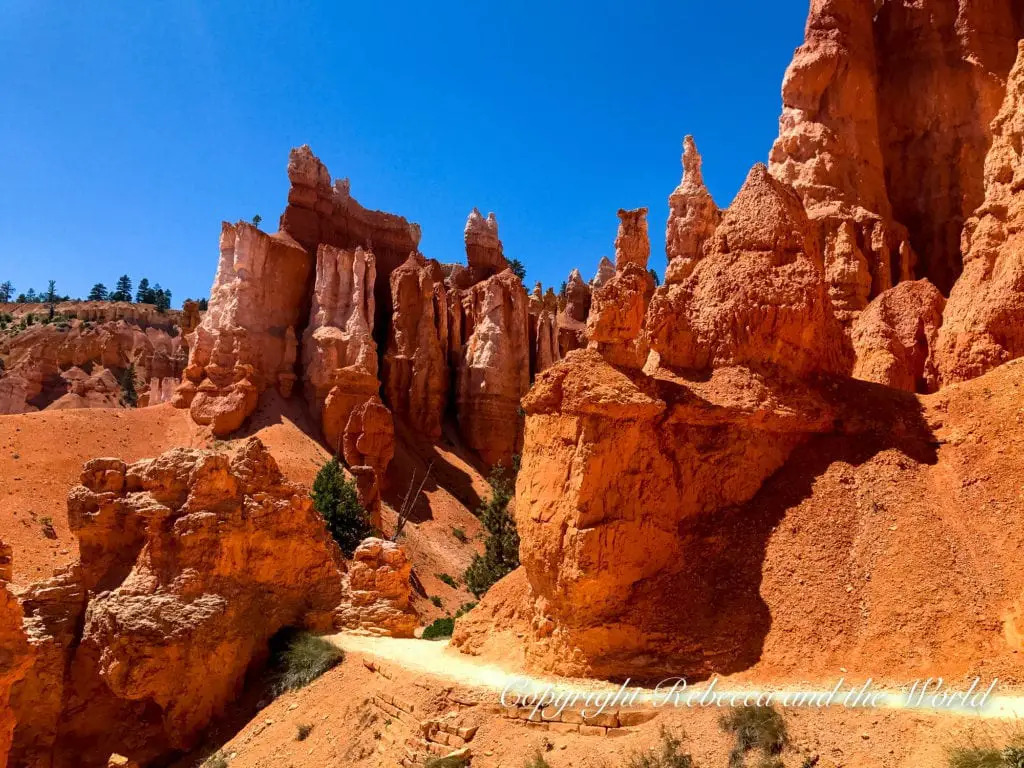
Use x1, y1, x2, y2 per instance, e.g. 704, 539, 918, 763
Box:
311, 457, 374, 557
295, 722, 314, 741
424, 755, 470, 768
626, 727, 697, 768
39, 517, 56, 539
454, 602, 476, 618
437, 573, 458, 589
719, 706, 787, 768
119, 362, 139, 407
430, 596, 443, 608
526, 752, 553, 768
451, 527, 467, 543
800, 757, 820, 768
203, 752, 228, 768
947, 746, 1005, 768
272, 631, 344, 694
1004, 742, 1024, 768
422, 617, 455, 640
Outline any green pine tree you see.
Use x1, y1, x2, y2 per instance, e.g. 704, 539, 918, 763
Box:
88, 283, 109, 301
119, 363, 139, 407
310, 457, 374, 557
464, 465, 519, 597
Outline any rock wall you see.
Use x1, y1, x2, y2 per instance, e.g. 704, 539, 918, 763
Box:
175, 222, 311, 435
278, 145, 421, 351
302, 243, 383, 454
384, 253, 449, 440
4, 439, 349, 768
0, 318, 186, 415
937, 40, 1024, 384
770, 0, 1024, 306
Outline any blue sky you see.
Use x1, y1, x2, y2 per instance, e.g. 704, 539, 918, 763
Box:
0, 1, 807, 307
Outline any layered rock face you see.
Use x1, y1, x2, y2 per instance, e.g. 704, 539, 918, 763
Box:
937, 40, 1024, 384
335, 538, 416, 638
302, 244, 384, 453
457, 164, 850, 678
0, 543, 30, 768
665, 136, 721, 284
384, 253, 449, 440
770, 0, 1024, 308
875, 0, 1024, 295
279, 145, 422, 347
769, 0, 914, 321
528, 284, 559, 376
0, 318, 186, 415
448, 212, 530, 468
852, 279, 946, 392
4, 439, 348, 768
175, 222, 312, 435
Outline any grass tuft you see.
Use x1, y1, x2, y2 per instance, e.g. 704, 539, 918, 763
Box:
271, 631, 344, 694
719, 706, 788, 767
625, 727, 696, 768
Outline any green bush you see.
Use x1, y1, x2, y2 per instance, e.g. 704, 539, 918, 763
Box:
719, 706, 787, 768
451, 527, 467, 543
272, 631, 344, 694
430, 596, 443, 608
947, 747, 1006, 768
626, 727, 697, 768
437, 573, 458, 588
422, 617, 455, 640
295, 722, 314, 741
454, 602, 476, 618
203, 752, 228, 768
424, 755, 470, 768
311, 457, 374, 557
463, 465, 519, 597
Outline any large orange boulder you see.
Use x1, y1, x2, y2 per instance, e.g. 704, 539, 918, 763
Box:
176, 222, 311, 435
6, 438, 347, 767
852, 279, 946, 392
302, 244, 381, 452
384, 252, 449, 440
335, 538, 416, 638
937, 41, 1024, 385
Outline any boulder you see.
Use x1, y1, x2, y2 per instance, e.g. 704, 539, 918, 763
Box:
852, 279, 946, 392
334, 538, 416, 638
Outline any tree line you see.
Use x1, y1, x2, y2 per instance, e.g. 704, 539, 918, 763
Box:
0, 276, 205, 312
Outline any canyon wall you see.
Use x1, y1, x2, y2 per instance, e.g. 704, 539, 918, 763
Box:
769, 0, 1024, 311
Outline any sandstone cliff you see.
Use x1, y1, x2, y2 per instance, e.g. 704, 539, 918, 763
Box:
384, 252, 449, 441
770, 0, 1024, 307
937, 40, 1024, 384
175, 222, 311, 435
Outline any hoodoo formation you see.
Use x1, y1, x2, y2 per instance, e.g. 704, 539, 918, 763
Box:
10, 1, 1024, 765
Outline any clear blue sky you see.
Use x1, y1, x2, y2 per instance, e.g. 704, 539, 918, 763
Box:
0, 1, 808, 307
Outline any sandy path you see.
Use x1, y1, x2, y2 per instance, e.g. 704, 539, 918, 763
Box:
329, 633, 1024, 720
